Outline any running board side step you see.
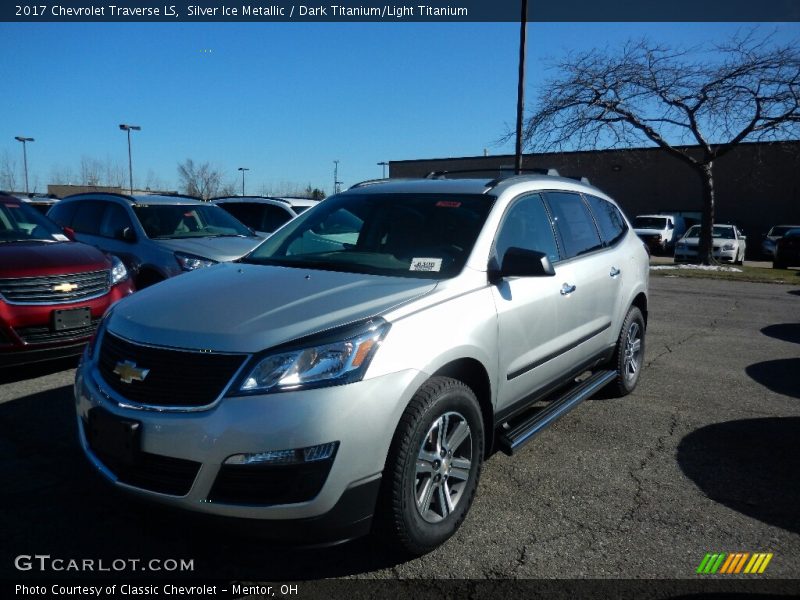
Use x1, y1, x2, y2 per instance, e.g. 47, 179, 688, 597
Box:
497, 370, 616, 456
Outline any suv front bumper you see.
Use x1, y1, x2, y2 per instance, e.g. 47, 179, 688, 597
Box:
75, 355, 426, 542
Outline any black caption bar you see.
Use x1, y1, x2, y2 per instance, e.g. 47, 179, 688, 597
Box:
3, 0, 800, 22
6, 579, 800, 599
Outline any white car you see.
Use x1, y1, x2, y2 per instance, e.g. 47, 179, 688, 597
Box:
674, 224, 746, 264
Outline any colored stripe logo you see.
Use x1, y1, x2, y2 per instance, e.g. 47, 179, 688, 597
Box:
697, 552, 773, 574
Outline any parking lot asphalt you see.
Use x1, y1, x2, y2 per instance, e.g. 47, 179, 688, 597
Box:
1, 276, 798, 583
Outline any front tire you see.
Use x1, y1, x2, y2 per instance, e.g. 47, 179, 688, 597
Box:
605, 306, 646, 397
378, 376, 484, 555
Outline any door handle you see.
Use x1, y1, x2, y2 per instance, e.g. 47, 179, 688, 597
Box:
560, 283, 576, 296
610, 267, 621, 278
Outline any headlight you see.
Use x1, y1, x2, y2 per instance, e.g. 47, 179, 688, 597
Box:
175, 252, 217, 271
722, 243, 735, 251
109, 255, 129, 285
236, 319, 391, 394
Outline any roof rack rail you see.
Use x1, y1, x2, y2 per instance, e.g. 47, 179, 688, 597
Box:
142, 192, 204, 201
562, 175, 591, 185
426, 167, 564, 182
349, 178, 391, 189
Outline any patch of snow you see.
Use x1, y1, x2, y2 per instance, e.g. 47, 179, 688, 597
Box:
651, 264, 743, 272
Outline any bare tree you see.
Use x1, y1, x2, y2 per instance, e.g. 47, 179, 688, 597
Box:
49, 164, 75, 186
176, 159, 235, 200
80, 156, 103, 186
0, 151, 17, 192
514, 31, 800, 264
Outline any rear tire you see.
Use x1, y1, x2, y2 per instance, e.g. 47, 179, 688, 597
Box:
605, 306, 646, 398
377, 376, 484, 556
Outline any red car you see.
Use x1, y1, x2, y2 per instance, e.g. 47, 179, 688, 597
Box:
0, 194, 135, 367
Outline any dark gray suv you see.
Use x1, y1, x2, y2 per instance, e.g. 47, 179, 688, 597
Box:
48, 193, 263, 288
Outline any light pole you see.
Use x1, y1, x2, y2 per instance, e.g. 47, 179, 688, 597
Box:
514, 0, 528, 175
238, 167, 249, 196
14, 136, 34, 195
333, 160, 342, 194
119, 124, 141, 194
377, 161, 389, 178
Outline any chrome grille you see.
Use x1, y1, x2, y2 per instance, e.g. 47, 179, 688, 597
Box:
0, 270, 110, 304
98, 333, 247, 408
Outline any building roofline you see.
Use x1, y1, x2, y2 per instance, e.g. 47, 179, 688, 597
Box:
389, 139, 800, 165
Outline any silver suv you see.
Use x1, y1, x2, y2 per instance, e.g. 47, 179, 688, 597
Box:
211, 196, 320, 237
48, 193, 263, 288
74, 174, 648, 554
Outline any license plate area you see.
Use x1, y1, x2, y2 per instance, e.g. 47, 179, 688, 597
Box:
53, 307, 91, 331
87, 407, 141, 466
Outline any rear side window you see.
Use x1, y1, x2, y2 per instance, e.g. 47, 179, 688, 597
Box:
71, 201, 106, 235
261, 205, 293, 233
544, 191, 603, 259
47, 201, 78, 228
584, 194, 628, 246
494, 193, 560, 265
100, 203, 134, 238
217, 202, 260, 230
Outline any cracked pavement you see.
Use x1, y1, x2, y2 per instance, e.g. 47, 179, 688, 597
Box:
1, 277, 799, 583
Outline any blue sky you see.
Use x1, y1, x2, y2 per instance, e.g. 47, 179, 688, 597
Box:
1, 21, 798, 195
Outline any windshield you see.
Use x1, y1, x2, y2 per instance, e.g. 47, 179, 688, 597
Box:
634, 216, 667, 229
133, 204, 254, 239
242, 192, 495, 279
683, 225, 735, 239
768, 226, 797, 237
0, 200, 64, 243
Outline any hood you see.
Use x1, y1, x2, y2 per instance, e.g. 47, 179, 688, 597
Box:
107, 263, 437, 353
679, 238, 732, 248
634, 228, 666, 236
0, 241, 109, 278
153, 236, 263, 262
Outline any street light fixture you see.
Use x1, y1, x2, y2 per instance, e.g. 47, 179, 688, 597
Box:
333, 160, 342, 194
14, 136, 34, 195
377, 161, 389, 178
238, 167, 249, 196
119, 124, 141, 194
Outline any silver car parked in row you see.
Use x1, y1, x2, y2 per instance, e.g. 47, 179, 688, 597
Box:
48, 193, 263, 288
75, 173, 649, 554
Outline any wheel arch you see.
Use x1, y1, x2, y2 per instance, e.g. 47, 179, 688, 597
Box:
430, 358, 494, 458
631, 291, 648, 328
135, 265, 167, 288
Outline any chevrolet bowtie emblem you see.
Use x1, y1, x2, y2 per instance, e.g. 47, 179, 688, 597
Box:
113, 360, 150, 384
53, 282, 78, 292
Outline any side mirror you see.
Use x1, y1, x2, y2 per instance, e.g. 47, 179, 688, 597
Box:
117, 227, 137, 242
491, 247, 556, 282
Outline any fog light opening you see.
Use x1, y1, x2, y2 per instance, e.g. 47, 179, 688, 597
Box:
224, 441, 339, 466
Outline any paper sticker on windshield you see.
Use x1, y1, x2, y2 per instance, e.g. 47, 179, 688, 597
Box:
436, 200, 461, 208
52, 233, 69, 241
410, 258, 443, 272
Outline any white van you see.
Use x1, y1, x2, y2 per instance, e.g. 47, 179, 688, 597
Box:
633, 214, 686, 253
